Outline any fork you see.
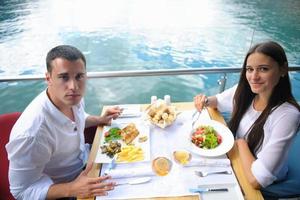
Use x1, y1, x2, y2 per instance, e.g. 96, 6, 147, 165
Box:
195, 170, 232, 177
192, 110, 201, 127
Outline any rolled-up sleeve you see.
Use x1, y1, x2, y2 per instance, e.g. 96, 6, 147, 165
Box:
251, 159, 276, 187
6, 134, 53, 199
216, 85, 237, 112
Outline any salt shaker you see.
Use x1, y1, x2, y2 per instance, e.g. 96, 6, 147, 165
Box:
164, 95, 171, 106
151, 96, 157, 104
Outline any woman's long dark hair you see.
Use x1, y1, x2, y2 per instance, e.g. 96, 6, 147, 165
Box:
228, 41, 300, 155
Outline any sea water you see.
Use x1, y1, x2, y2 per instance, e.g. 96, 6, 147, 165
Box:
0, 0, 299, 114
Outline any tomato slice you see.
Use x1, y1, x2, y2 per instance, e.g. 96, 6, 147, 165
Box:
104, 132, 110, 137
217, 135, 222, 144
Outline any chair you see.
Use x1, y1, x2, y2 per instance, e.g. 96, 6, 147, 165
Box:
0, 112, 97, 200
261, 132, 300, 199
0, 112, 21, 200
84, 126, 97, 144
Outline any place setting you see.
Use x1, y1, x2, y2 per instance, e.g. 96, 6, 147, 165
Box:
95, 98, 239, 200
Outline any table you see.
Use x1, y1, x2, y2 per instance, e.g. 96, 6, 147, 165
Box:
78, 102, 264, 200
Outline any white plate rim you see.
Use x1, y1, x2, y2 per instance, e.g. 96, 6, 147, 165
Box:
189, 119, 234, 157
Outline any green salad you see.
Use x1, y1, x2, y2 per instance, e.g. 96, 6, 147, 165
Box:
104, 127, 122, 143
191, 125, 222, 149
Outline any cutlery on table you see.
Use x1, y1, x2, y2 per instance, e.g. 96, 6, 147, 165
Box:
191, 110, 201, 127
104, 157, 116, 175
116, 177, 151, 186
108, 157, 116, 170
195, 170, 232, 177
189, 188, 228, 193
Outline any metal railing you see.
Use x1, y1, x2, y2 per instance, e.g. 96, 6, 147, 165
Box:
1, 66, 300, 93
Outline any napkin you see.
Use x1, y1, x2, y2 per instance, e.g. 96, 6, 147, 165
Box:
104, 166, 155, 179
117, 104, 141, 118
185, 158, 231, 167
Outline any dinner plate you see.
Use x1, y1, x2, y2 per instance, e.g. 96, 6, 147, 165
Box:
95, 121, 150, 163
189, 119, 234, 157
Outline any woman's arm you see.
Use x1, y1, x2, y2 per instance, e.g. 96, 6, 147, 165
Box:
237, 104, 299, 188
236, 139, 261, 189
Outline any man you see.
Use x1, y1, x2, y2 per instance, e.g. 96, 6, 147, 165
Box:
6, 45, 120, 199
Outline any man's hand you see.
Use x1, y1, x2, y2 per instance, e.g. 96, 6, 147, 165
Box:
69, 162, 116, 198
85, 106, 122, 128
100, 106, 123, 125
46, 163, 115, 199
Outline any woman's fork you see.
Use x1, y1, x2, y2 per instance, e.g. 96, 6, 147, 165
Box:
192, 110, 201, 127
195, 170, 232, 177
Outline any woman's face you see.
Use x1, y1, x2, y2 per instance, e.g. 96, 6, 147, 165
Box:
246, 52, 283, 98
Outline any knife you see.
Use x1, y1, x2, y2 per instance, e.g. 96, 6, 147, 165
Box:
189, 188, 228, 193
116, 177, 152, 186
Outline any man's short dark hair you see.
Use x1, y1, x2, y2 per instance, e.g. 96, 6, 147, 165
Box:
46, 45, 86, 73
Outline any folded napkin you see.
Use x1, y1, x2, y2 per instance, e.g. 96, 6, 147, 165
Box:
185, 158, 230, 167
104, 166, 155, 179
117, 104, 141, 118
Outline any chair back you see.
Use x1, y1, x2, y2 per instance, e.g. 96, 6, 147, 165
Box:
262, 132, 300, 199
0, 112, 21, 200
84, 126, 97, 144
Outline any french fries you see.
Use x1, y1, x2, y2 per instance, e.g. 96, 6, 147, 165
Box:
116, 145, 144, 162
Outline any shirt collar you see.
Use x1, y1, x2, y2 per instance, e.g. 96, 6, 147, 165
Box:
43, 89, 76, 126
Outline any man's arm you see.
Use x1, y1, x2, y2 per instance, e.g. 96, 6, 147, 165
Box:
6, 135, 54, 199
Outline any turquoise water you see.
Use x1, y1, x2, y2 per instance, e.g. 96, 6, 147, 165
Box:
0, 0, 300, 115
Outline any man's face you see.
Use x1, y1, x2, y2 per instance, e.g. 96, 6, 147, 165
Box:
46, 58, 87, 110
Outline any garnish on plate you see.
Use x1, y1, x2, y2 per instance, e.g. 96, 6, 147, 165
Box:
138, 135, 148, 143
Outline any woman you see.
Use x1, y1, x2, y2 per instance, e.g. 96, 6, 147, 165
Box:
194, 41, 300, 189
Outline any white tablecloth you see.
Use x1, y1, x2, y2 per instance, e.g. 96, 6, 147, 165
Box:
97, 109, 244, 200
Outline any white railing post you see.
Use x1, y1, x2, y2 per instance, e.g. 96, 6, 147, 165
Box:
218, 73, 227, 93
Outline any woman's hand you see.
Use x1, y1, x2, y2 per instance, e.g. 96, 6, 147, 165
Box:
193, 94, 208, 112
69, 162, 116, 198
